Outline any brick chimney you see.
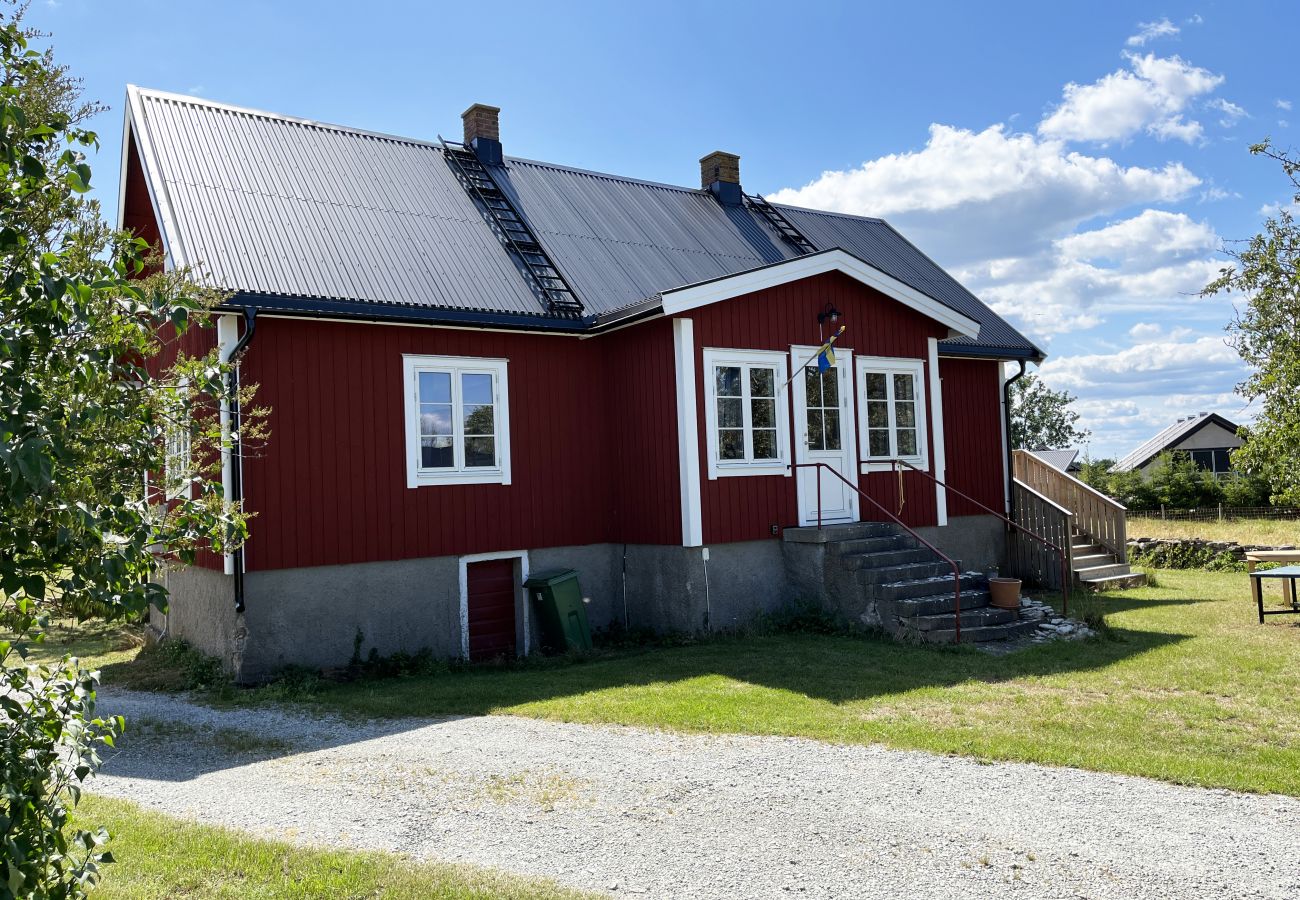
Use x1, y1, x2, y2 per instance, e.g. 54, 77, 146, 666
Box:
462, 103, 503, 165
700, 150, 741, 205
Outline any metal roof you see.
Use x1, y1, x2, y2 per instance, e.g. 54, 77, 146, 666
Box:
1113, 412, 1241, 471
1027, 448, 1080, 472
125, 86, 1042, 358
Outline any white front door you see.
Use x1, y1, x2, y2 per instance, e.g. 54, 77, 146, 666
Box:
790, 346, 858, 526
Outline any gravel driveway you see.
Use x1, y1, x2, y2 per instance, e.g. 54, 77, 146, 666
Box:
92, 689, 1300, 899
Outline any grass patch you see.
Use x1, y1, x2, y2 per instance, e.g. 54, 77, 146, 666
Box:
127, 716, 293, 756
1127, 515, 1300, 546
259, 571, 1300, 796
75, 794, 593, 899
12, 618, 147, 671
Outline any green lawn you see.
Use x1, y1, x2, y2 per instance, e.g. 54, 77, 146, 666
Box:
76, 795, 592, 899
27, 569, 1300, 796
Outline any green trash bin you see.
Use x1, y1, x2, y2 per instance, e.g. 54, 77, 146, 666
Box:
525, 569, 592, 653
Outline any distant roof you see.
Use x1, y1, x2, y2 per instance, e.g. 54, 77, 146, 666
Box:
122, 86, 1042, 358
1027, 448, 1079, 472
1114, 413, 1242, 472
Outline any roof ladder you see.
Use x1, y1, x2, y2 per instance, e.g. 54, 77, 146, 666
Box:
439, 137, 584, 316
744, 192, 817, 255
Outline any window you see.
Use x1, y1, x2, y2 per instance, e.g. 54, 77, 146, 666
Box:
164, 380, 191, 500
1189, 448, 1233, 476
702, 348, 789, 478
804, 367, 841, 451
856, 356, 928, 472
403, 354, 511, 487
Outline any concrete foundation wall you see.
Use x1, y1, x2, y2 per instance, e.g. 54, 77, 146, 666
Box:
153, 565, 244, 673
916, 514, 1008, 573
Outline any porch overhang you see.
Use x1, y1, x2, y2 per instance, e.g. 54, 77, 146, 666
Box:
658, 248, 982, 341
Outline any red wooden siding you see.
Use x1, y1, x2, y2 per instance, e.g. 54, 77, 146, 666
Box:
238, 318, 624, 571
122, 133, 163, 264
602, 319, 682, 545
938, 357, 1007, 517
466, 557, 517, 660
688, 271, 948, 542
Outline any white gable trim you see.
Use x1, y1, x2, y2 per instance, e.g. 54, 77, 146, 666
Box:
659, 249, 981, 340
123, 85, 183, 270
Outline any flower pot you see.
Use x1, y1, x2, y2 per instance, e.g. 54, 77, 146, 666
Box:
988, 577, 1022, 610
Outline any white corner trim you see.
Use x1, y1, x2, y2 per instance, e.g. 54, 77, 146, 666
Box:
700, 347, 791, 480
928, 338, 948, 526
999, 362, 1013, 515
660, 249, 981, 339
673, 318, 704, 547
401, 353, 512, 488
216, 315, 239, 576
457, 550, 530, 660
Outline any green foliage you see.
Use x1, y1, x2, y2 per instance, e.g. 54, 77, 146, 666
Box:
1129, 544, 1244, 572
1009, 373, 1090, 450
1203, 140, 1300, 506
1078, 452, 1231, 510
0, 9, 255, 898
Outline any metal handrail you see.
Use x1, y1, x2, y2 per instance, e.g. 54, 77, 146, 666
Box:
891, 459, 1071, 615
792, 461, 966, 642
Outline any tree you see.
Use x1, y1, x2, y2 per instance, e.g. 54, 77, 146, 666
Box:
0, 9, 256, 897
1008, 373, 1090, 450
1203, 139, 1300, 506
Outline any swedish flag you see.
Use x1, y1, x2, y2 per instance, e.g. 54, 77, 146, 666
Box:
816, 325, 846, 372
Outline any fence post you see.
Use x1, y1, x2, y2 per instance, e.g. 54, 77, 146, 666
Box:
1161, 503, 1166, 521
1218, 503, 1223, 523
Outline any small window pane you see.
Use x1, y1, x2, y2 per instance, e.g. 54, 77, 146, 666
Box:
805, 369, 820, 407
751, 398, 775, 428
822, 372, 838, 406
869, 430, 889, 457
419, 371, 451, 403
753, 429, 777, 460
807, 410, 824, 450
716, 366, 741, 397
421, 436, 453, 468
750, 367, 774, 398
717, 397, 743, 428
823, 410, 841, 450
462, 373, 494, 405
464, 436, 495, 468
893, 373, 915, 401
1214, 449, 1231, 472
463, 404, 494, 435
719, 429, 744, 459
867, 400, 888, 428
420, 404, 453, 436
896, 401, 916, 428
866, 373, 887, 400
898, 429, 918, 456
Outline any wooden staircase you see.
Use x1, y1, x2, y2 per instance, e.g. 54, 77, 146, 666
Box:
1012, 450, 1147, 592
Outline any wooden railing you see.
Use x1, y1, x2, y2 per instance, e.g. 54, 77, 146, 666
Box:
1010, 479, 1074, 590
1012, 449, 1128, 563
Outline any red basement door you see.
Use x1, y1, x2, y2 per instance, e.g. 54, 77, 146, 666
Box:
466, 558, 518, 661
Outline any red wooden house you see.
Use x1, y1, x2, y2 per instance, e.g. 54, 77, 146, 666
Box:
121, 88, 1052, 680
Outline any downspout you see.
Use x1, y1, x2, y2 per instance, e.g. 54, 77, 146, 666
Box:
1002, 360, 1027, 515
222, 308, 257, 612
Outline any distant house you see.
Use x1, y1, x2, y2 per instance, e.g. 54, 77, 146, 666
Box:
1114, 413, 1243, 477
121, 88, 1050, 679
1026, 448, 1080, 474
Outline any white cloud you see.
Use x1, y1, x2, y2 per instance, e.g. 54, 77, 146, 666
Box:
768, 124, 1198, 268
1277, 99, 1293, 111
1036, 332, 1250, 457
1126, 18, 1179, 47
1038, 53, 1223, 144
1208, 98, 1248, 128
1056, 209, 1217, 263
1185, 14, 1204, 25
1281, 119, 1291, 129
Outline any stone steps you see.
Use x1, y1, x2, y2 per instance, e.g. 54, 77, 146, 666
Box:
877, 572, 985, 603
910, 619, 1042, 644
884, 589, 993, 618
854, 560, 955, 585
838, 548, 934, 571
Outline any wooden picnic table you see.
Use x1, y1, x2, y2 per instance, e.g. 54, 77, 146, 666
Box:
1246, 550, 1300, 607
1249, 563, 1300, 624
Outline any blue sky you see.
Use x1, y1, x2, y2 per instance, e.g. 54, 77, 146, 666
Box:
38, 0, 1297, 457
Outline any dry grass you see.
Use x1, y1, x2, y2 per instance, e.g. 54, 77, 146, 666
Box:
1127, 516, 1299, 546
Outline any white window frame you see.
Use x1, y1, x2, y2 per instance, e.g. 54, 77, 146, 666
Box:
403, 353, 511, 488
164, 379, 191, 500
701, 347, 791, 479
856, 355, 929, 474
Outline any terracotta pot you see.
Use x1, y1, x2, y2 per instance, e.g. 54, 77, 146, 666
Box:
988, 577, 1022, 610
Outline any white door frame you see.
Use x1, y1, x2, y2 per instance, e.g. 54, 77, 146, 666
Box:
458, 549, 530, 660
790, 346, 858, 526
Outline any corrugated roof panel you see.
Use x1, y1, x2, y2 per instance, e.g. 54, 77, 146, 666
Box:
128, 87, 1041, 353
